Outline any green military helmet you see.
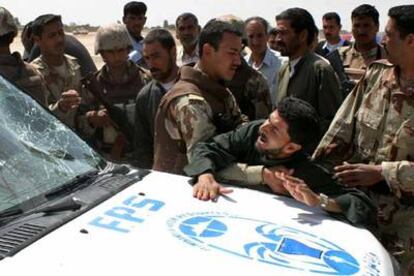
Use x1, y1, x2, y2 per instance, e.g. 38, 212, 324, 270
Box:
0, 6, 18, 37
94, 23, 132, 54
216, 14, 247, 43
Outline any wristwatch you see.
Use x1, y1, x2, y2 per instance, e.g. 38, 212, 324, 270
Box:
319, 193, 329, 209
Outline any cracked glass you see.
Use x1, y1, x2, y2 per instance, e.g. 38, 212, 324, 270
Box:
0, 75, 106, 213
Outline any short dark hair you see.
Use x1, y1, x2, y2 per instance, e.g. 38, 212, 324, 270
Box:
123, 1, 147, 17
31, 14, 62, 37
277, 97, 320, 154
268, 27, 278, 36
351, 4, 379, 26
0, 32, 15, 47
276, 8, 318, 46
198, 19, 242, 57
323, 12, 341, 26
245, 16, 269, 33
175, 12, 198, 27
143, 28, 176, 50
21, 21, 32, 40
388, 5, 414, 39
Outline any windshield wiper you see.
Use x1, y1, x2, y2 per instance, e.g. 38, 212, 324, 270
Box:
44, 165, 130, 199
44, 169, 100, 199
0, 165, 130, 225
0, 206, 23, 219
0, 197, 83, 226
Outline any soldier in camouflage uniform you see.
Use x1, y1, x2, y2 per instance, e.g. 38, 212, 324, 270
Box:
152, 20, 246, 175
313, 5, 414, 274
82, 23, 150, 162
30, 14, 85, 131
218, 15, 272, 120
339, 4, 387, 82
0, 7, 47, 105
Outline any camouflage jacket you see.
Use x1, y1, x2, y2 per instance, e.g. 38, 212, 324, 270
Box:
153, 65, 246, 174
0, 52, 48, 105
339, 43, 387, 81
81, 61, 150, 160
314, 60, 414, 198
31, 54, 83, 129
82, 60, 150, 122
226, 58, 272, 120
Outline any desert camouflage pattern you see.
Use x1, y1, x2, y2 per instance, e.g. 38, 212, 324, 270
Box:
81, 60, 150, 161
313, 60, 414, 272
339, 43, 387, 81
94, 23, 133, 54
244, 69, 272, 119
166, 91, 242, 161
31, 54, 84, 129
0, 6, 17, 36
226, 59, 272, 120
153, 64, 246, 174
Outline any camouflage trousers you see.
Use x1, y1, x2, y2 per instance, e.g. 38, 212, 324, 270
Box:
373, 193, 414, 275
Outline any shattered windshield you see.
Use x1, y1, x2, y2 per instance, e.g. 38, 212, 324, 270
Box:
0, 75, 106, 213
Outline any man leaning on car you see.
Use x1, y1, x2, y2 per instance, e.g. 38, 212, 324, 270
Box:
184, 97, 376, 229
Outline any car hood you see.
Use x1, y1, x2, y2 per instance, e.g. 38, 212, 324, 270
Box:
0, 171, 395, 276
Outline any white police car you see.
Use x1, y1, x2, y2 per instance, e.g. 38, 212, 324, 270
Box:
0, 74, 398, 275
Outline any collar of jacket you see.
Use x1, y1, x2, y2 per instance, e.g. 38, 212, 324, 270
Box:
288, 51, 314, 78
178, 64, 229, 99
36, 54, 80, 73
99, 60, 141, 85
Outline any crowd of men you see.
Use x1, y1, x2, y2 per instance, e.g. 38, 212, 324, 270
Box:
0, 2, 413, 274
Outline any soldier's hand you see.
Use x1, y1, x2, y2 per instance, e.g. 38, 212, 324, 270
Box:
262, 166, 294, 195
86, 108, 111, 128
280, 173, 320, 207
193, 173, 233, 201
334, 163, 384, 187
58, 90, 81, 113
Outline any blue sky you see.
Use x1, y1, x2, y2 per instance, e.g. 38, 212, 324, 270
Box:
2, 0, 413, 31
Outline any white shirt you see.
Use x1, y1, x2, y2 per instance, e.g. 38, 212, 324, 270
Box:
322, 38, 347, 53
245, 47, 287, 106
176, 45, 199, 67
289, 57, 302, 78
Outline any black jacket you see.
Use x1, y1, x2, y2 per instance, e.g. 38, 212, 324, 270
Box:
185, 120, 377, 228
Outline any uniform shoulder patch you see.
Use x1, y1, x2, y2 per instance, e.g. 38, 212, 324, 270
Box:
173, 94, 206, 111
368, 59, 393, 69
186, 93, 205, 101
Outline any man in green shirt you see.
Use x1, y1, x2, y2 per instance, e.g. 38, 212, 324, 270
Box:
184, 97, 375, 228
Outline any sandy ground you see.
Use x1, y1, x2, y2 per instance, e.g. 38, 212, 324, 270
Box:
11, 32, 106, 69
10, 30, 179, 69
